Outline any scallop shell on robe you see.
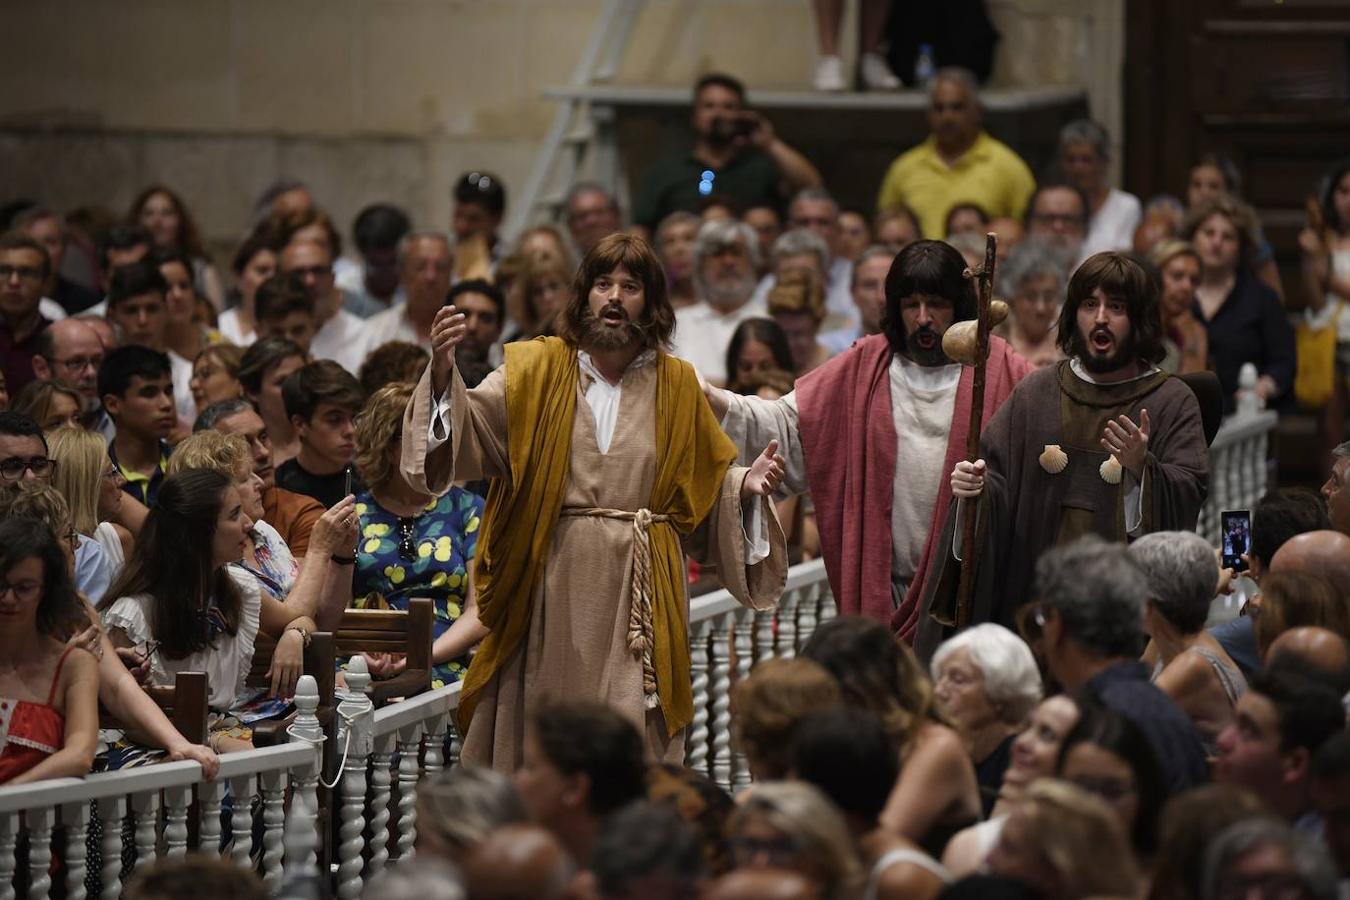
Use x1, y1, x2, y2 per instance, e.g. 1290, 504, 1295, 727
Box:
1039, 444, 1068, 474
1100, 455, 1123, 485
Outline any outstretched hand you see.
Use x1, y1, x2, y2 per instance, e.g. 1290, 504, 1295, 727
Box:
741, 440, 785, 499
430, 305, 467, 397
1101, 408, 1150, 478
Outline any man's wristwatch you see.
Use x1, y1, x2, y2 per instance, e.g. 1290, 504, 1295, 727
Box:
285, 624, 312, 648
330, 553, 356, 565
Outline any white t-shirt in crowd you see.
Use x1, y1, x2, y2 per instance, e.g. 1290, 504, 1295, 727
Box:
670, 295, 769, 385
309, 308, 372, 375
217, 308, 254, 347
1082, 188, 1142, 258
365, 303, 431, 352
168, 348, 196, 426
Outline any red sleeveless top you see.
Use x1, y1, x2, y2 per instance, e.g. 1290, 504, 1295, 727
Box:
0, 644, 76, 784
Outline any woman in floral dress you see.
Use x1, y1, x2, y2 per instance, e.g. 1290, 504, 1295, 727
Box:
352, 382, 487, 687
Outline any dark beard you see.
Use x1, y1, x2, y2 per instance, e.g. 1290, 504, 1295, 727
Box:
1077, 327, 1138, 374
902, 325, 951, 367
580, 305, 641, 351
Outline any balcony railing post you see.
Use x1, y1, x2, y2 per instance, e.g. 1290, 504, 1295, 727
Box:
709, 613, 733, 792
336, 657, 375, 899
0, 810, 17, 900
97, 796, 126, 900
285, 674, 324, 879
368, 732, 396, 878
26, 805, 55, 900
60, 800, 91, 900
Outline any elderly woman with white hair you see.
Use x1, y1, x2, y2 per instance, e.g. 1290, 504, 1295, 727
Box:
1129, 530, 1246, 755
931, 624, 1043, 815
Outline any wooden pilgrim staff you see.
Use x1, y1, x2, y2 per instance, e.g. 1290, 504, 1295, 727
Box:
939, 233, 1010, 629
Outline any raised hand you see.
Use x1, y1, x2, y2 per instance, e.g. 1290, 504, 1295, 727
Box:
430, 304, 468, 397
951, 459, 986, 498
311, 494, 358, 557
741, 439, 786, 499
1101, 408, 1150, 478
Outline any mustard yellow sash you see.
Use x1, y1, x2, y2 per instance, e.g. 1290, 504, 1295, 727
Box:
458, 337, 734, 737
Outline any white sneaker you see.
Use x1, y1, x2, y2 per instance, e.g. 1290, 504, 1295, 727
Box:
814, 55, 847, 92
860, 52, 901, 91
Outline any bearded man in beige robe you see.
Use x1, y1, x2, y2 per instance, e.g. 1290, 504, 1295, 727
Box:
401, 233, 788, 770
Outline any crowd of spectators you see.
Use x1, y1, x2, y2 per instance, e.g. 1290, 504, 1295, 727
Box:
0, 59, 1348, 900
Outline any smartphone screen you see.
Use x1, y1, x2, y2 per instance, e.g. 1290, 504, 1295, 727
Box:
1221, 510, 1251, 572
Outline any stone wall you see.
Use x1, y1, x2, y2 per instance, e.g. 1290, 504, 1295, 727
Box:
0, 0, 1121, 257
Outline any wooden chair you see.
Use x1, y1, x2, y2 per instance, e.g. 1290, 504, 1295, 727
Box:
336, 598, 434, 705
99, 670, 209, 745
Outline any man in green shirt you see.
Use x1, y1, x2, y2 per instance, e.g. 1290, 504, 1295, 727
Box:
632, 73, 822, 232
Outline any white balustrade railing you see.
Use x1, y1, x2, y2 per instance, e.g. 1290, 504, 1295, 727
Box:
684, 558, 834, 792
1197, 408, 1279, 546
0, 741, 320, 900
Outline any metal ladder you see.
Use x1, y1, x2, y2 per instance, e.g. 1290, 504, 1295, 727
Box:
505, 0, 646, 238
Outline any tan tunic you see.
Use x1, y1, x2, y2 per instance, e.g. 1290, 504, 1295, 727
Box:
402, 360, 786, 770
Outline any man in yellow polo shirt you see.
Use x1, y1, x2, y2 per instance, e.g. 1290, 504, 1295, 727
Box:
876, 68, 1036, 239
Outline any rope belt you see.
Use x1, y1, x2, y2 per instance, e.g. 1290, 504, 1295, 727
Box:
559, 506, 671, 707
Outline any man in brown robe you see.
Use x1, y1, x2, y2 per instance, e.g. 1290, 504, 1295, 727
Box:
934, 252, 1209, 652
401, 234, 787, 771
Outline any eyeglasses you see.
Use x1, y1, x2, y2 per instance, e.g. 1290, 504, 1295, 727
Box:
50, 354, 104, 373
397, 517, 419, 563
0, 456, 56, 481
0, 265, 43, 283
0, 580, 41, 602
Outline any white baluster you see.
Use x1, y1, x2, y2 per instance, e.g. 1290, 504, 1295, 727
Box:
776, 588, 799, 659
368, 732, 396, 878
285, 675, 324, 878
394, 723, 423, 862
26, 805, 55, 900
0, 811, 17, 900
753, 608, 774, 668
199, 779, 226, 858
709, 612, 733, 792
259, 770, 286, 889
818, 581, 837, 625
164, 787, 190, 859
130, 791, 159, 873
97, 796, 126, 900
337, 657, 375, 899
797, 583, 819, 649
732, 608, 754, 791
61, 802, 90, 900
229, 774, 257, 869
446, 719, 463, 769
686, 620, 711, 777
423, 712, 446, 779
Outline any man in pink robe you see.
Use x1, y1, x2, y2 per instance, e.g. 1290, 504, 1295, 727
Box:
707, 240, 1033, 640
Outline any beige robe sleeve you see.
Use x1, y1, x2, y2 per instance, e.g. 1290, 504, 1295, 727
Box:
400, 362, 511, 495
720, 390, 809, 497
683, 467, 787, 612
